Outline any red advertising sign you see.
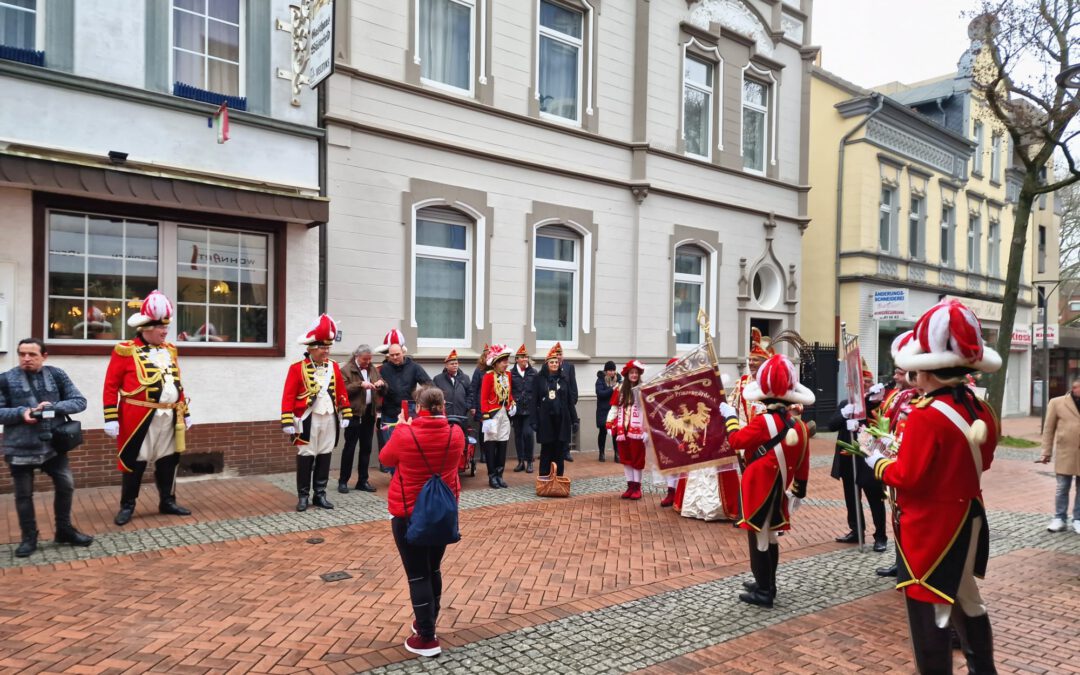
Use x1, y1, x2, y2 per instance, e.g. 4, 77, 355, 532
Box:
844, 336, 866, 420
638, 367, 736, 474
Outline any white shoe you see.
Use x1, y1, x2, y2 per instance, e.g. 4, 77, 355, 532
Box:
1047, 517, 1066, 532
1073, 520, 1080, 535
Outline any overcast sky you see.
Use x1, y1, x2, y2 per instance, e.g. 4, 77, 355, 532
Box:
812, 0, 976, 88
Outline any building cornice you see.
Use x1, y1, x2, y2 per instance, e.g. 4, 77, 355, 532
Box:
838, 250, 1033, 293
837, 273, 1035, 309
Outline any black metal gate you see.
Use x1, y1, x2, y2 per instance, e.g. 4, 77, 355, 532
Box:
799, 342, 838, 426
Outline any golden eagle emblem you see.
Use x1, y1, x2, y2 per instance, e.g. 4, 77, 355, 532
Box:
662, 402, 711, 456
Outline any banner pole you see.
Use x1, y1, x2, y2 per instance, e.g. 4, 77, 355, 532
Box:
841, 322, 866, 553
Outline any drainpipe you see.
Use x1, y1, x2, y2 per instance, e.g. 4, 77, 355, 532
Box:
317, 83, 328, 314
834, 93, 884, 343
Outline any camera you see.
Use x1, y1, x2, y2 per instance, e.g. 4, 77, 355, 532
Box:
29, 409, 56, 420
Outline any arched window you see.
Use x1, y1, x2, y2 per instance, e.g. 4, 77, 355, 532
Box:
534, 224, 581, 347
414, 205, 473, 345
674, 245, 707, 346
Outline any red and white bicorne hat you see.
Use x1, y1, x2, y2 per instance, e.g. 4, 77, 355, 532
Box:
486, 343, 511, 366
298, 314, 338, 346
894, 300, 1001, 373
743, 354, 816, 406
127, 290, 173, 329
890, 330, 915, 359
375, 328, 405, 354
621, 359, 646, 377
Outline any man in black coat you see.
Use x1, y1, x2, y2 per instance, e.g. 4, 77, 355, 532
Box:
594, 361, 620, 462
829, 378, 888, 552
509, 345, 537, 473
433, 350, 470, 418
378, 342, 431, 444
553, 343, 579, 462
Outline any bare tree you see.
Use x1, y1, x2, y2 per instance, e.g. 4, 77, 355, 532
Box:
969, 0, 1080, 412
1059, 178, 1080, 323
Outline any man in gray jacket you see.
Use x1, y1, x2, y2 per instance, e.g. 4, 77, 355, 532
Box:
0, 338, 93, 557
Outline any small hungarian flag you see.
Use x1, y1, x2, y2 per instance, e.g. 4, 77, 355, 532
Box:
209, 102, 229, 143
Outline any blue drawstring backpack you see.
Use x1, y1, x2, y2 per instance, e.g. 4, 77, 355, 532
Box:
399, 425, 462, 546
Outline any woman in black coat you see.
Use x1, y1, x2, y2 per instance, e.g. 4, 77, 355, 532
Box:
594, 361, 621, 462
829, 393, 887, 550
532, 352, 573, 477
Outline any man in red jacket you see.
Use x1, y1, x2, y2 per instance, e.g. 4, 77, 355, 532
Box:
281, 314, 352, 512
866, 300, 1001, 674
720, 353, 813, 609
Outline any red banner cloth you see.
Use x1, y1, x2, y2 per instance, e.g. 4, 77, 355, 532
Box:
843, 338, 866, 420
638, 367, 736, 475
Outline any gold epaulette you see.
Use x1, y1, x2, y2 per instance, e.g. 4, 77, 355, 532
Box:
165, 342, 178, 359
913, 395, 934, 409
112, 340, 137, 357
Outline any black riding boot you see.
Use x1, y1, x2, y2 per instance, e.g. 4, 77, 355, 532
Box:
296, 455, 314, 511
155, 454, 191, 516
905, 597, 954, 674
768, 543, 779, 598
739, 533, 774, 607
114, 464, 145, 525
54, 495, 93, 547
496, 466, 508, 488
951, 611, 997, 674
312, 453, 335, 509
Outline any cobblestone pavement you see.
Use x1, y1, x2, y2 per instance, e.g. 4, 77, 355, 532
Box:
0, 420, 1073, 673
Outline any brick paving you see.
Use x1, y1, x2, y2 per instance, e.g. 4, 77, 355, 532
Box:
0, 418, 1073, 674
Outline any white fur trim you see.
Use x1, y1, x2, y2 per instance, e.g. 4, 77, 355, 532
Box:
894, 342, 1002, 373
742, 381, 816, 406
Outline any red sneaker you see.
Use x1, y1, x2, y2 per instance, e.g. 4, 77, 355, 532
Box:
620, 482, 633, 499
660, 487, 676, 507
405, 634, 441, 657
629, 482, 643, 500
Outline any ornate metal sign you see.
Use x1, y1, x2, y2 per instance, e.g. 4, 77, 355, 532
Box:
276, 0, 335, 107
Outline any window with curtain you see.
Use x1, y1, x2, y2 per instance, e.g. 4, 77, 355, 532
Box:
988, 220, 1000, 277
172, 0, 242, 96
415, 207, 471, 343
972, 121, 984, 174
742, 78, 768, 173
967, 214, 981, 272
419, 0, 473, 93
879, 187, 895, 253
537, 0, 582, 122
909, 196, 924, 260
674, 247, 706, 346
45, 210, 275, 345
941, 205, 954, 267
176, 226, 270, 343
534, 227, 578, 344
683, 55, 713, 159
0, 0, 36, 50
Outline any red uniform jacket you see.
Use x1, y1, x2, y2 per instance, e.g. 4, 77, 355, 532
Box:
874, 392, 999, 605
280, 357, 352, 446
726, 410, 810, 532
480, 371, 514, 420
380, 412, 464, 518
102, 337, 188, 473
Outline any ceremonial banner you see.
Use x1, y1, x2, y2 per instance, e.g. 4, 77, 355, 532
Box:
843, 335, 866, 420
638, 360, 736, 475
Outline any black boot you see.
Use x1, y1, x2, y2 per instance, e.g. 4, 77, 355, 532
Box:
496, 467, 508, 488
739, 534, 774, 608
114, 466, 144, 526
876, 564, 898, 577
952, 611, 997, 674
312, 454, 335, 509
156, 454, 191, 516
296, 454, 314, 511
768, 543, 779, 598
15, 530, 38, 557
598, 451, 605, 462
525, 459, 534, 473
489, 475, 500, 489
513, 461, 526, 473
905, 597, 954, 674
54, 526, 94, 547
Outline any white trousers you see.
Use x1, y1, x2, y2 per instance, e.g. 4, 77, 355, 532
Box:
297, 413, 336, 457
935, 515, 988, 627
137, 411, 177, 463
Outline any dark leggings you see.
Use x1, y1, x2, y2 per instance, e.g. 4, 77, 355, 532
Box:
539, 442, 565, 477
597, 428, 607, 454
485, 440, 507, 475
391, 516, 446, 640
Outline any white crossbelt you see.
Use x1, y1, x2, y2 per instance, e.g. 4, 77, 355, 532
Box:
762, 413, 788, 488
929, 400, 983, 483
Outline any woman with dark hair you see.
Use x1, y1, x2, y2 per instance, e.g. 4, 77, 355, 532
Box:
380, 386, 464, 658
533, 345, 573, 479
479, 345, 516, 488
594, 361, 620, 462
608, 360, 647, 500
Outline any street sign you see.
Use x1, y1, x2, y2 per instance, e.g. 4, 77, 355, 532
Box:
1010, 328, 1032, 351
1033, 324, 1058, 346
307, 0, 335, 89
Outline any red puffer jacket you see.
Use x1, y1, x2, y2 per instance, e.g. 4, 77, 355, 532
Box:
380, 411, 464, 518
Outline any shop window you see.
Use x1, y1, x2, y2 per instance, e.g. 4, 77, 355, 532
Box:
413, 206, 472, 346
537, 0, 583, 123
172, 0, 243, 98
674, 246, 707, 346
418, 0, 474, 94
534, 225, 581, 348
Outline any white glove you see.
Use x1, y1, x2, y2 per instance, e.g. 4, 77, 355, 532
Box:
482, 419, 495, 435
787, 494, 803, 513
868, 383, 885, 402
282, 425, 296, 435
718, 402, 737, 419
846, 419, 860, 432
841, 403, 855, 419
104, 421, 120, 438
508, 404, 517, 417
864, 447, 886, 469
340, 419, 350, 429
184, 416, 193, 431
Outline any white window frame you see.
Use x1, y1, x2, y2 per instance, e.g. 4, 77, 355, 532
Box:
414, 0, 477, 97
168, 0, 246, 97
967, 213, 981, 273
410, 200, 487, 349
988, 219, 1001, 277
972, 121, 985, 174
909, 195, 924, 260
43, 209, 276, 348
681, 39, 723, 160
534, 0, 594, 126
940, 204, 954, 267
673, 242, 718, 350
990, 133, 1002, 183
879, 187, 895, 253
740, 64, 777, 175
532, 220, 591, 351
0, 0, 44, 51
